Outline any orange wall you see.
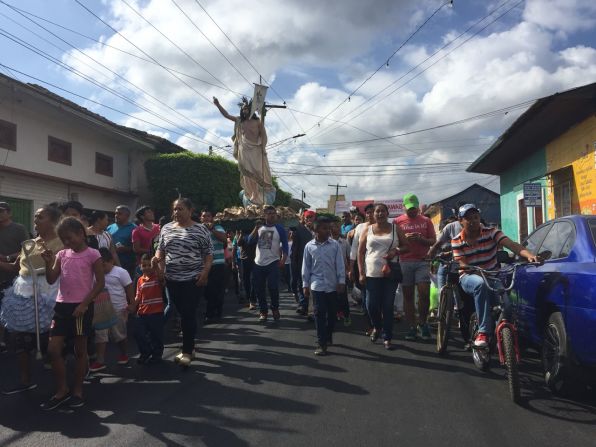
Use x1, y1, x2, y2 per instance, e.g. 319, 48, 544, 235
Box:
545, 115, 596, 218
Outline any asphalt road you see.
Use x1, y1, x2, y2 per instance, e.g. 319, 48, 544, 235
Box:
1, 291, 595, 447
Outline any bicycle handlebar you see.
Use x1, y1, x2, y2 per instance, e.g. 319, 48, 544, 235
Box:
460, 262, 541, 292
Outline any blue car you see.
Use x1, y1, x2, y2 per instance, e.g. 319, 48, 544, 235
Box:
510, 215, 596, 392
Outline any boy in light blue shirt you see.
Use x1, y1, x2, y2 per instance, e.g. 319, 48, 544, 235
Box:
302, 217, 345, 356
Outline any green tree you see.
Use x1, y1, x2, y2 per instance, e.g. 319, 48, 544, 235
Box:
145, 152, 293, 214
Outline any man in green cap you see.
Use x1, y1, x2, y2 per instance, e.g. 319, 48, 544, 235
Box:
394, 193, 436, 341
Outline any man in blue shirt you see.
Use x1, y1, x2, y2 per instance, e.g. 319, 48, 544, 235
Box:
107, 205, 136, 277
302, 217, 346, 356
340, 212, 354, 236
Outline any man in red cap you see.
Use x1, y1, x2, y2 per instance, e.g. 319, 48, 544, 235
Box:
291, 210, 315, 315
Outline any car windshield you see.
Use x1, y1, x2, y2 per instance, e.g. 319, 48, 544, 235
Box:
589, 219, 596, 247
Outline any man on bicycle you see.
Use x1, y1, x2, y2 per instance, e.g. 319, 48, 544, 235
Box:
451, 204, 540, 348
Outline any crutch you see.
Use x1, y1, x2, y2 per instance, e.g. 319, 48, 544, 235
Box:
22, 240, 42, 360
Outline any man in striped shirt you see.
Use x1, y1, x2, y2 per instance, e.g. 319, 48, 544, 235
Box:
452, 204, 540, 348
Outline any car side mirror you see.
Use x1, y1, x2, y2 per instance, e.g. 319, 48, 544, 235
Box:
538, 250, 552, 261
497, 250, 514, 264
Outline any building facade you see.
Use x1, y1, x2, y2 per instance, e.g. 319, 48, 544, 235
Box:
0, 74, 182, 230
468, 82, 596, 242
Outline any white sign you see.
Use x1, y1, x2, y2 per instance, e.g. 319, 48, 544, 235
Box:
382, 199, 405, 217
523, 183, 542, 207
251, 84, 268, 118
335, 200, 350, 215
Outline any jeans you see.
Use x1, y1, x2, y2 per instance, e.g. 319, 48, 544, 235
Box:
241, 259, 256, 304
205, 264, 226, 319
366, 277, 399, 341
459, 274, 501, 335
135, 313, 164, 358
292, 263, 307, 311
253, 261, 280, 313
437, 263, 448, 291
282, 264, 292, 291
313, 291, 337, 346
166, 279, 202, 354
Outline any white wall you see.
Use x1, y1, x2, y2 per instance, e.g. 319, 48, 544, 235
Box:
0, 82, 151, 194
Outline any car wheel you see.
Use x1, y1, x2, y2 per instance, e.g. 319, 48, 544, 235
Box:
542, 311, 571, 394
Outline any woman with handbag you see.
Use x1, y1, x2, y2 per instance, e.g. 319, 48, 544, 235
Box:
357, 203, 408, 350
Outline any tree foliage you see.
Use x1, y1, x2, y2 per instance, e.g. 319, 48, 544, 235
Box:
145, 152, 293, 215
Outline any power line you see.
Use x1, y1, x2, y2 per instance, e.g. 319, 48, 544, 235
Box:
0, 1, 245, 95
309, 0, 521, 142
0, 26, 226, 149
305, 0, 452, 135
0, 63, 226, 148
73, 0, 227, 115
118, 0, 237, 94
0, 4, 224, 146
299, 99, 533, 147
169, 0, 253, 88
191, 0, 311, 145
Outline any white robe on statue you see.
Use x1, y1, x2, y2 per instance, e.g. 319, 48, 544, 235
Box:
233, 118, 275, 205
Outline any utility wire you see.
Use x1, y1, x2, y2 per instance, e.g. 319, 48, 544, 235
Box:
118, 0, 237, 95
73, 0, 229, 120
0, 1, 244, 95
0, 63, 227, 148
0, 4, 224, 145
311, 0, 521, 142
305, 0, 452, 135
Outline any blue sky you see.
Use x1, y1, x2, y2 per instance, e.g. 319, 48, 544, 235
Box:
1, 0, 595, 207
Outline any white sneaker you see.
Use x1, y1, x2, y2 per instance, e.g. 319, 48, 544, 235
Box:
178, 353, 192, 366
174, 352, 184, 363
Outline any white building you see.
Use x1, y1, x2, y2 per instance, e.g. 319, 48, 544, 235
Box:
0, 74, 184, 230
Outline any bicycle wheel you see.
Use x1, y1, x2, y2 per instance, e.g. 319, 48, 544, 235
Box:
436, 286, 453, 354
501, 326, 521, 403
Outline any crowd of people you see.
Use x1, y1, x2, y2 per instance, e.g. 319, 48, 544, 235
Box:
0, 191, 540, 410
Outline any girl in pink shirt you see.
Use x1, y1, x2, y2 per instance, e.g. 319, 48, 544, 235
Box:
41, 217, 105, 410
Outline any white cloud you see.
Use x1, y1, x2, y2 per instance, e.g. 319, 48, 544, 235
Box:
57, 0, 596, 208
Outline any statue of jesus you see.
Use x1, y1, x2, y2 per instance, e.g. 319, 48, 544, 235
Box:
213, 96, 276, 206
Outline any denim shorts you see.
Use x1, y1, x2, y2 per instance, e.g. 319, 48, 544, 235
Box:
400, 261, 431, 286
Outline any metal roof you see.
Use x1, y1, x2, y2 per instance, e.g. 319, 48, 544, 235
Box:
467, 82, 596, 175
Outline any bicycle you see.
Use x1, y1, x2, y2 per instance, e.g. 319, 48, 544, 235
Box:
433, 255, 473, 355
463, 262, 539, 403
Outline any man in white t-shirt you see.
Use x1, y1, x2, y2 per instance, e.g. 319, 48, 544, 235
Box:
90, 248, 134, 372
248, 206, 288, 322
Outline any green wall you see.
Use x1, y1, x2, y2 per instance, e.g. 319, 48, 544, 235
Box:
499, 148, 547, 242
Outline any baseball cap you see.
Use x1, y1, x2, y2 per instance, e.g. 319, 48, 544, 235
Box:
402, 193, 419, 210
0, 202, 10, 211
303, 210, 316, 218
458, 204, 480, 218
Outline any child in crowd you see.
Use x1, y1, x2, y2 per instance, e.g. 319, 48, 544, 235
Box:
302, 217, 346, 356
89, 248, 134, 372
129, 254, 165, 364
41, 217, 105, 410
330, 220, 352, 326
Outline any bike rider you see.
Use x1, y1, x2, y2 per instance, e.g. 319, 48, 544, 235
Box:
451, 204, 540, 348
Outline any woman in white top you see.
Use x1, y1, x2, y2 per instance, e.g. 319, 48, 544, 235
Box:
358, 203, 408, 349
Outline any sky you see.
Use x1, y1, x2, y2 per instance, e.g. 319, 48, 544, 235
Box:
1, 0, 595, 208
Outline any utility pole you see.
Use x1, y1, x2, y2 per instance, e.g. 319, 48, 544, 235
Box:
301, 190, 306, 202
328, 183, 347, 201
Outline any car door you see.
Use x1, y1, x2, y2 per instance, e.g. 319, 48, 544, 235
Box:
516, 221, 575, 346
513, 222, 552, 343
